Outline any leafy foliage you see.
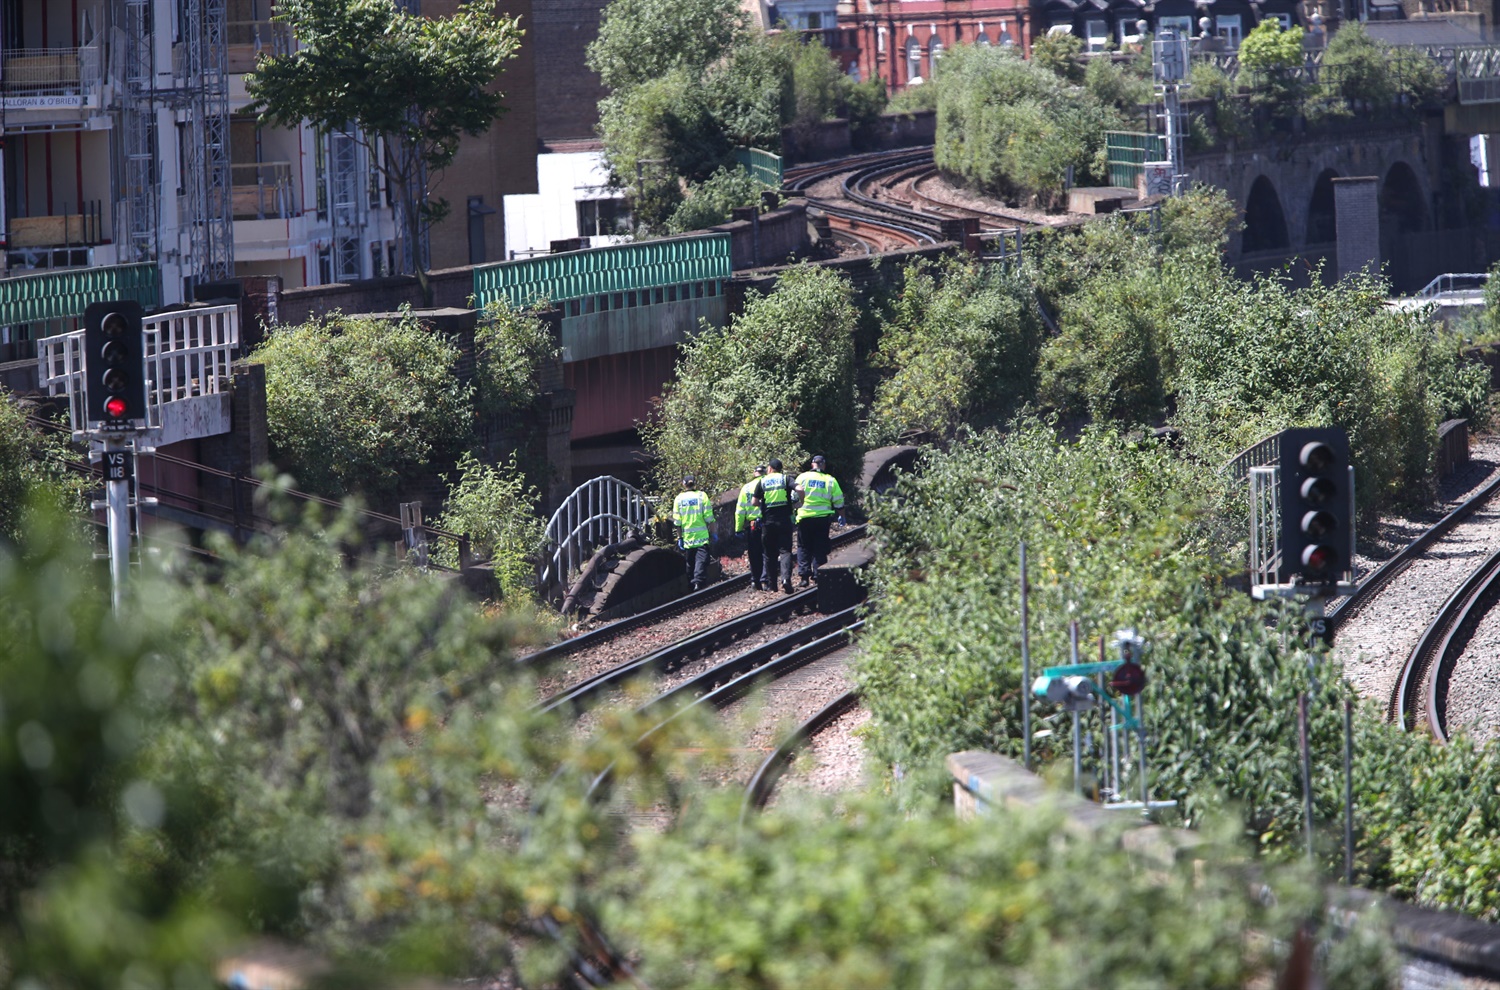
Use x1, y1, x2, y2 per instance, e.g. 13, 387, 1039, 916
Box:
249, 0, 522, 278
435, 452, 547, 600
1029, 31, 1084, 83
1310, 22, 1445, 117
257, 312, 473, 502
864, 258, 1044, 444
586, 0, 746, 93
0, 397, 85, 546
614, 789, 1396, 989
473, 300, 561, 425
1239, 19, 1305, 73
667, 167, 781, 234
641, 264, 859, 497
934, 44, 1122, 208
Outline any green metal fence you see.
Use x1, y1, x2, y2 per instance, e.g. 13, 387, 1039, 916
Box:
472, 234, 734, 310
734, 146, 784, 188
0, 263, 161, 328
1104, 132, 1167, 189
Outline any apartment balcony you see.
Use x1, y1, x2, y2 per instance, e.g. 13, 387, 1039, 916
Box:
5, 203, 112, 274
0, 46, 104, 110
227, 20, 292, 74
232, 162, 298, 220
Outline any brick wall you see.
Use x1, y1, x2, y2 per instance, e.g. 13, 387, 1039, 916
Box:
1333, 176, 1380, 281
532, 0, 611, 141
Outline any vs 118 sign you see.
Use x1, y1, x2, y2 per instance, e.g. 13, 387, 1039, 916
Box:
105, 450, 134, 483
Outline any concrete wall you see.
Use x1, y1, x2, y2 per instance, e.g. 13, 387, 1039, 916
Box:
562, 296, 729, 362
710, 201, 812, 270
780, 111, 937, 164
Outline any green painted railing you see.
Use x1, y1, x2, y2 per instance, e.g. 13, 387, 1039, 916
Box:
472, 234, 733, 310
734, 146, 784, 188
0, 263, 160, 327
1104, 132, 1167, 189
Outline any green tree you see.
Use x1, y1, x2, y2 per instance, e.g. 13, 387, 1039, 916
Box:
256, 312, 474, 502
473, 300, 562, 425
642, 264, 860, 497
1311, 22, 1443, 117
865, 258, 1044, 444
249, 0, 522, 297
586, 0, 746, 93
435, 452, 547, 601
1029, 30, 1084, 83
934, 44, 1121, 207
0, 396, 85, 546
667, 167, 780, 234
1238, 20, 1306, 118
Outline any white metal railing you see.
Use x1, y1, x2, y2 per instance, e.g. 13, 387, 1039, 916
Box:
38, 304, 241, 434
540, 476, 652, 599
1249, 465, 1281, 589
1414, 272, 1489, 299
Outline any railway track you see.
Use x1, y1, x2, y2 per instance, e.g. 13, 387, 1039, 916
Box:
1327, 463, 1500, 741
520, 524, 868, 670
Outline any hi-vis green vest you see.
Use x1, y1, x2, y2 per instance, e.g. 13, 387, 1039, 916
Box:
759, 472, 791, 510
794, 470, 844, 522
736, 478, 762, 532
674, 490, 712, 548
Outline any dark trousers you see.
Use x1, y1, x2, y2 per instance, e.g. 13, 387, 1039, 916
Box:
744, 524, 765, 586
796, 516, 833, 579
760, 518, 794, 588
685, 545, 711, 589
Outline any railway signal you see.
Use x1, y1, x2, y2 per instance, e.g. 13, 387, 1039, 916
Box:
1278, 427, 1353, 588
84, 300, 146, 430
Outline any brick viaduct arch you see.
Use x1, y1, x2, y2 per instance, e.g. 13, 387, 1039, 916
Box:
1187, 126, 1437, 281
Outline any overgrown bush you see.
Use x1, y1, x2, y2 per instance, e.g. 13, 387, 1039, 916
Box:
934, 44, 1121, 207
1172, 268, 1486, 508
435, 452, 547, 600
473, 300, 561, 425
667, 167, 780, 234
1309, 22, 1444, 118
257, 311, 473, 502
864, 258, 1043, 444
0, 396, 85, 546
641, 264, 859, 496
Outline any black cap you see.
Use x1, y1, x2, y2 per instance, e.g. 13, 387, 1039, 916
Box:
756, 464, 768, 475
683, 475, 695, 486
811, 454, 826, 465
769, 458, 783, 471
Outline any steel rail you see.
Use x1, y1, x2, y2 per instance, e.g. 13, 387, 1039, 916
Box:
535, 588, 821, 715
518, 524, 868, 668
585, 616, 863, 799
1389, 549, 1500, 739
1328, 471, 1500, 635
741, 689, 858, 818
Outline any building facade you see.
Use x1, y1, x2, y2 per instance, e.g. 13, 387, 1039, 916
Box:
839, 0, 1031, 91
0, 0, 536, 365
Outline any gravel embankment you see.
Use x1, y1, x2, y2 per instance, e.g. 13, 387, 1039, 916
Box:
1335, 434, 1500, 716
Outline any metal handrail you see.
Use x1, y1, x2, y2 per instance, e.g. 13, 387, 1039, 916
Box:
1, 45, 102, 95
1414, 272, 1488, 299
540, 476, 653, 598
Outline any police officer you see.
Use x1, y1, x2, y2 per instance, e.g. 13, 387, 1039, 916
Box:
735, 464, 769, 591
793, 454, 844, 586
673, 475, 716, 591
754, 458, 796, 594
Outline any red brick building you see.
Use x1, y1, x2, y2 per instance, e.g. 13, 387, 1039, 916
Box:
838, 0, 1032, 92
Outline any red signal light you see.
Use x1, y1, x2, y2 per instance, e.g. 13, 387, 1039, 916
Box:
1302, 544, 1337, 575
1109, 661, 1147, 697
105, 396, 128, 419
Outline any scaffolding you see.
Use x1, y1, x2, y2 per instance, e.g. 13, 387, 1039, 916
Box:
120, 0, 156, 265
181, 0, 235, 284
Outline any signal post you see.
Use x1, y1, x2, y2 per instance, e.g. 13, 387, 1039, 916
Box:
1251, 427, 1358, 643
82, 300, 148, 610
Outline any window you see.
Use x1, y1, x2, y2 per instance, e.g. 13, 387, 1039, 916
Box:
314, 131, 328, 221
1119, 19, 1143, 44
805, 12, 821, 29
370, 241, 384, 277
1216, 14, 1242, 48
1271, 13, 1293, 28
877, 26, 886, 52
975, 32, 991, 47
576, 197, 629, 237
337, 237, 360, 280
1085, 19, 1108, 52
1156, 15, 1192, 40
906, 37, 923, 82
317, 245, 332, 284
929, 38, 944, 77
